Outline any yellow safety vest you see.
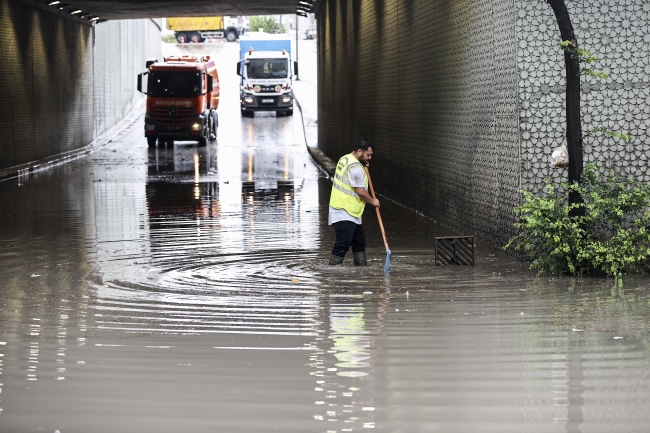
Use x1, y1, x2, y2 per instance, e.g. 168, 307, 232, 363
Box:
329, 154, 368, 218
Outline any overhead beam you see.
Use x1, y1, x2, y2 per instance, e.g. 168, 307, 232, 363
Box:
30, 0, 304, 20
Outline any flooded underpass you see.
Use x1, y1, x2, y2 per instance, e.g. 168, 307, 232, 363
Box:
1, 41, 650, 433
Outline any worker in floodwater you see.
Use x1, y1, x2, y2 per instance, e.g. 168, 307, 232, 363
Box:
328, 138, 380, 266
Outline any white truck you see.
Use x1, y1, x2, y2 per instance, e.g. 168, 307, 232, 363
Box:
236, 33, 298, 117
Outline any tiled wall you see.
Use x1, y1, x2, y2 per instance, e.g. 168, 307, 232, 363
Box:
317, 0, 650, 248
516, 0, 650, 195
317, 0, 521, 246
0, 0, 161, 170
94, 19, 161, 139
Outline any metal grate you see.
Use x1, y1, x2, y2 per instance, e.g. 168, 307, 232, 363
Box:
435, 236, 474, 266
152, 107, 195, 125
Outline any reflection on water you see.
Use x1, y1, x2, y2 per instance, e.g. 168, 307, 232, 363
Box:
308, 294, 385, 429
1, 64, 650, 431
0, 341, 3, 414
90, 127, 323, 338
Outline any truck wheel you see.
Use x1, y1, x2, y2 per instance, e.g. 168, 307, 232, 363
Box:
198, 123, 208, 146
190, 32, 201, 43
286, 109, 294, 116
226, 30, 237, 42
209, 115, 217, 140
147, 136, 157, 147
176, 32, 187, 43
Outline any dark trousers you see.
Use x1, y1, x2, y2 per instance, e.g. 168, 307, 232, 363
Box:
331, 221, 366, 257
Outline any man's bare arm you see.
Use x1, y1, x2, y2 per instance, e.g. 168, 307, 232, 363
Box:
355, 187, 380, 208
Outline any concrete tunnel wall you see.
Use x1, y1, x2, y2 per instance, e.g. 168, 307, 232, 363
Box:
0, 0, 161, 171
316, 0, 650, 249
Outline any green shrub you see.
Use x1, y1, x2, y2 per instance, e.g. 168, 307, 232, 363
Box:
505, 164, 650, 276
249, 16, 285, 34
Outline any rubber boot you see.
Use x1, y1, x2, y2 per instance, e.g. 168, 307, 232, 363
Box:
329, 254, 344, 266
353, 251, 367, 266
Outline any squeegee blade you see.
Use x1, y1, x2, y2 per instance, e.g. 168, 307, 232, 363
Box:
383, 249, 391, 272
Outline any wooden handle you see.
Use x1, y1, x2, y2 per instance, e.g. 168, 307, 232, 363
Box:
365, 166, 390, 252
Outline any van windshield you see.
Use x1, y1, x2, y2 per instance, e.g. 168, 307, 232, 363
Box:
148, 72, 202, 97
246, 59, 288, 79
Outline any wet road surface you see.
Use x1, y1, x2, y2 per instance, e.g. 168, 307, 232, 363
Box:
2, 41, 650, 433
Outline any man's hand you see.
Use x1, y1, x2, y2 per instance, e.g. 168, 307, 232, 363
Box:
355, 187, 380, 208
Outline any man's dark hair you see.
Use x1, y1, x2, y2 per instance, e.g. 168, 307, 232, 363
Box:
354, 138, 374, 152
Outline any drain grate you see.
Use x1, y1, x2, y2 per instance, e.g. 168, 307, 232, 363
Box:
435, 236, 475, 266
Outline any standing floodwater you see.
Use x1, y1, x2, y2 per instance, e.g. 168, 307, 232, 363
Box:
1, 41, 650, 433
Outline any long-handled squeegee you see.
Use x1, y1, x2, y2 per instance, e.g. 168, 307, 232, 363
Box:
365, 167, 391, 271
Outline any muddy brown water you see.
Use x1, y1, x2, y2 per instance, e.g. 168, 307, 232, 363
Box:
1, 42, 650, 433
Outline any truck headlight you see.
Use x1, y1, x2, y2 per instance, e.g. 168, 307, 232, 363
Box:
244, 96, 254, 104
145, 124, 155, 131
192, 123, 202, 131
282, 96, 292, 103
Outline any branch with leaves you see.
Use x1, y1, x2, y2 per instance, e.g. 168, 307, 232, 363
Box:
559, 40, 609, 79
585, 127, 634, 142
557, 41, 633, 145
505, 165, 650, 276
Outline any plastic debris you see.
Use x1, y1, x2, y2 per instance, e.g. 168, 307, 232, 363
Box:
552, 145, 569, 167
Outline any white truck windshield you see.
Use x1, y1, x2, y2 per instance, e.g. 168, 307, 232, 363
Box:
246, 59, 288, 79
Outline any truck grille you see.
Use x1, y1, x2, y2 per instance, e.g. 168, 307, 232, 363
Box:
152, 107, 195, 126
259, 86, 279, 93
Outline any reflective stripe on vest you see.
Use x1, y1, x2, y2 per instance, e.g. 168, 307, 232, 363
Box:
329, 154, 368, 219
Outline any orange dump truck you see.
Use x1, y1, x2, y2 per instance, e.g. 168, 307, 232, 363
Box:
137, 55, 220, 147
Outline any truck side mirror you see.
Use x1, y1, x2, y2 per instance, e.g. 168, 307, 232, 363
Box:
137, 72, 148, 94
236, 61, 243, 76
208, 74, 214, 92
294, 61, 299, 77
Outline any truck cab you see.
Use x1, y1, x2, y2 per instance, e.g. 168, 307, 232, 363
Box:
137, 56, 219, 147
237, 34, 298, 117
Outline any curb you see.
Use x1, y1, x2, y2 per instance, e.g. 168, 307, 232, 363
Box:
0, 99, 146, 182
294, 96, 335, 180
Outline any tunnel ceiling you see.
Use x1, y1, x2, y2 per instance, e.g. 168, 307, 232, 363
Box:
34, 0, 311, 20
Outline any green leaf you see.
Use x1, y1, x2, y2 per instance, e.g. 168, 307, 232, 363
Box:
504, 165, 650, 276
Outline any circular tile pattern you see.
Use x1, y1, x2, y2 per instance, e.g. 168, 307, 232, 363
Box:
516, 0, 650, 192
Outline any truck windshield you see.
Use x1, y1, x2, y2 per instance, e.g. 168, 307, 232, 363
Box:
246, 59, 288, 79
148, 72, 202, 97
